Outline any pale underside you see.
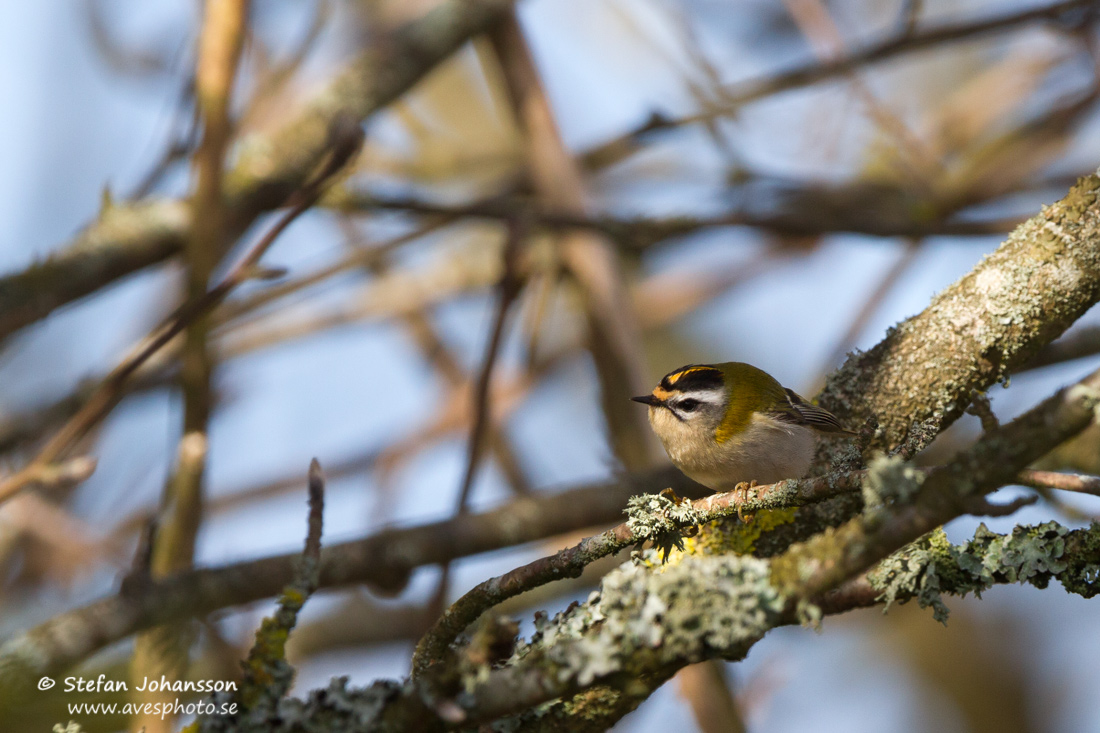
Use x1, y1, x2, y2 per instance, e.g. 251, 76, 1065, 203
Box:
650, 410, 816, 492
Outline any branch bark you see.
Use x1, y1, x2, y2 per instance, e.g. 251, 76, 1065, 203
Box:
819, 174, 1100, 449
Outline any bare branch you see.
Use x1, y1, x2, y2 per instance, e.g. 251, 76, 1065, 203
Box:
0, 117, 363, 505
0, 0, 515, 342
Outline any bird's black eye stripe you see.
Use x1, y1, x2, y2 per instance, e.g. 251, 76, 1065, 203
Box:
677, 398, 700, 412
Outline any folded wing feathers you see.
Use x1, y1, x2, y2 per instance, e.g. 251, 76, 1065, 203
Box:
773, 388, 850, 433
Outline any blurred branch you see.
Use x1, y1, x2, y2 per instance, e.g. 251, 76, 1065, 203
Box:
131, 434, 209, 732
238, 0, 332, 134
583, 0, 1097, 166
0, 489, 109, 588
1017, 468, 1100, 497
338, 215, 534, 497
490, 10, 656, 470
329, 186, 1022, 243
0, 117, 363, 505
0, 0, 515, 343
781, 0, 940, 187
138, 19, 252, 723
140, 5, 249, 704
1021, 324, 1100, 371
0, 466, 701, 696
0, 361, 174, 457
454, 220, 525, 512
4, 456, 97, 495
370, 350, 566, 493
217, 232, 502, 356
677, 662, 747, 733
215, 219, 449, 326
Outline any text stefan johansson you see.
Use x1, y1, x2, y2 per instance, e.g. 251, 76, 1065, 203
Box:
64, 675, 237, 693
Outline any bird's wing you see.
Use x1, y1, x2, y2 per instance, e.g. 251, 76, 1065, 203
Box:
769, 389, 851, 434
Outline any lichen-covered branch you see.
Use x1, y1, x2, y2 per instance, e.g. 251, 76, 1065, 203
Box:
411, 470, 865, 675
819, 174, 1100, 449
224, 364, 1100, 731
207, 519, 1099, 732
198, 460, 325, 732
0, 466, 696, 703
0, 0, 514, 342
773, 366, 1100, 602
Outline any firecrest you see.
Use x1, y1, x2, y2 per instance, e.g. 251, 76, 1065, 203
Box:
632, 362, 850, 492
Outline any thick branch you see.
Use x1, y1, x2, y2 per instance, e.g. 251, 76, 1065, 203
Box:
819, 174, 1100, 449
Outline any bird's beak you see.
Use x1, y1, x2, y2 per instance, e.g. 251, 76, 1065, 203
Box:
631, 394, 661, 406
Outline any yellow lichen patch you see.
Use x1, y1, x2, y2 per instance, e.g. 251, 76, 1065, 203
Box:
692, 508, 799, 556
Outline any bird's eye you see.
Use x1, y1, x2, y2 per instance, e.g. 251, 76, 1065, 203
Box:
678, 398, 700, 412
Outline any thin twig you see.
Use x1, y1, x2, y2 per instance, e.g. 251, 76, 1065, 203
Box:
234, 458, 325, 713
0, 115, 364, 506
1017, 468, 1100, 497
455, 220, 526, 513
331, 189, 1019, 245
426, 220, 527, 646
581, 0, 1096, 165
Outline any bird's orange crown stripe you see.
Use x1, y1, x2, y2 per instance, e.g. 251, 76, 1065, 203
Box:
666, 365, 720, 385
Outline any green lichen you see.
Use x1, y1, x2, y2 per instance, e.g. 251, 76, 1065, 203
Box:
624, 493, 705, 562
862, 453, 924, 512
869, 521, 1100, 624
509, 551, 786, 696
53, 723, 86, 733
867, 528, 958, 623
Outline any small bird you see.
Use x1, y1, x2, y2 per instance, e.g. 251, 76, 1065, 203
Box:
632, 362, 850, 493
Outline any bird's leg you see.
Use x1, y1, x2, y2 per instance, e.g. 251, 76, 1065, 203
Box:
659, 487, 685, 505
733, 480, 758, 523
